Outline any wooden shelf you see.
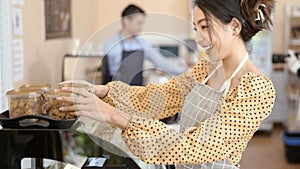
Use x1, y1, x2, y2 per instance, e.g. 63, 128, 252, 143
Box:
286, 3, 300, 51
284, 66, 300, 132
290, 39, 300, 46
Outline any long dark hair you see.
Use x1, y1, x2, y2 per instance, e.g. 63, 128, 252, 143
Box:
194, 0, 274, 42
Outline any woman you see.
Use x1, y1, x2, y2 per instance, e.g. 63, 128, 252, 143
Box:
59, 0, 276, 168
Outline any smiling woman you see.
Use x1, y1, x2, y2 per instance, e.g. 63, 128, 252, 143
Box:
59, 0, 276, 168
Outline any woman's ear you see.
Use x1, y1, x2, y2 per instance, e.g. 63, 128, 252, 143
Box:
230, 18, 242, 36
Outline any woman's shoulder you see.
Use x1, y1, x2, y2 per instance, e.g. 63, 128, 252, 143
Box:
191, 58, 217, 82
240, 72, 274, 87
235, 72, 276, 99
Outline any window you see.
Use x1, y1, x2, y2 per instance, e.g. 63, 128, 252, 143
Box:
0, 0, 13, 113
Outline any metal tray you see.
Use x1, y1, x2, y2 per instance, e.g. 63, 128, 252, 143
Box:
0, 110, 77, 129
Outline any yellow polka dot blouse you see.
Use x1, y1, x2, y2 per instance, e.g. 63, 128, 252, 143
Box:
102, 60, 276, 166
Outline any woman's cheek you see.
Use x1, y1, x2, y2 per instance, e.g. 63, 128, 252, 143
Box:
212, 39, 221, 56
214, 34, 229, 60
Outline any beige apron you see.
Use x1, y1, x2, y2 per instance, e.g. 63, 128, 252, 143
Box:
177, 53, 249, 169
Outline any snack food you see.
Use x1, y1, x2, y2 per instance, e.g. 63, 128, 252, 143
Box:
6, 90, 42, 120
19, 84, 52, 114
47, 89, 77, 120
6, 84, 79, 121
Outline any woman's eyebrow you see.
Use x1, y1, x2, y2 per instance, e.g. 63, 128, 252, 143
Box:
193, 18, 206, 26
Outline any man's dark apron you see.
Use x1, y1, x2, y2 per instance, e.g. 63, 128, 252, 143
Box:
113, 36, 145, 86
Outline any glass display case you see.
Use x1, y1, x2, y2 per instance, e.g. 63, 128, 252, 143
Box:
0, 119, 141, 169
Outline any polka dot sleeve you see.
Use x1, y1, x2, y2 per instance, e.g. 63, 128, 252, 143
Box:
121, 73, 276, 165
101, 60, 209, 120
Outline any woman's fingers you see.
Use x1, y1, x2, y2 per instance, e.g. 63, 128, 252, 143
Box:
59, 80, 73, 85
94, 85, 109, 98
55, 87, 109, 122
73, 111, 106, 121
59, 104, 88, 112
61, 87, 91, 97
57, 95, 88, 104
59, 80, 89, 85
73, 111, 88, 117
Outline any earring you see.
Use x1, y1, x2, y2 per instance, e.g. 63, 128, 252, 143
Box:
232, 30, 236, 36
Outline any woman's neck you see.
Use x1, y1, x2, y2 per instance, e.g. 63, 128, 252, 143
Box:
222, 43, 248, 79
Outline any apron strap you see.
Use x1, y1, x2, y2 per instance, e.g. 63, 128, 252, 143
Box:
221, 53, 249, 96
202, 53, 249, 96
202, 63, 222, 84
228, 53, 249, 80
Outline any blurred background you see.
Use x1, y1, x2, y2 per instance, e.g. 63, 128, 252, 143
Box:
1, 0, 300, 169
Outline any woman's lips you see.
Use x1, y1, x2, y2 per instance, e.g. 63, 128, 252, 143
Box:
203, 45, 213, 55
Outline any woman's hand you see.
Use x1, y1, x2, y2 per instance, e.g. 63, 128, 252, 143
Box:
57, 87, 129, 130
59, 80, 109, 98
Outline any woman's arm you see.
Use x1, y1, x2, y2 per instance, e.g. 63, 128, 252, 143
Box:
101, 61, 208, 120
118, 74, 276, 165
58, 68, 275, 165
60, 60, 209, 120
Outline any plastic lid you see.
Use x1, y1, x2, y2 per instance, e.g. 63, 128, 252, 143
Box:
19, 84, 52, 90
48, 89, 72, 96
6, 89, 41, 96
58, 83, 89, 89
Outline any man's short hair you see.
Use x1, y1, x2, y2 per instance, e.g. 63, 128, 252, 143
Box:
121, 4, 145, 18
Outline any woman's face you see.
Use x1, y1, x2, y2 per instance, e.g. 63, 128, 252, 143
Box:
193, 6, 235, 60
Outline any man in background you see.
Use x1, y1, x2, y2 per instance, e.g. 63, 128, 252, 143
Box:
102, 4, 185, 85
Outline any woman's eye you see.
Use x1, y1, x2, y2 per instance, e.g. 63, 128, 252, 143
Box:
193, 27, 197, 31
201, 25, 208, 29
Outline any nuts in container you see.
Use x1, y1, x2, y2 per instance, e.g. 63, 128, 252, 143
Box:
6, 90, 42, 121
19, 84, 52, 114
47, 89, 77, 120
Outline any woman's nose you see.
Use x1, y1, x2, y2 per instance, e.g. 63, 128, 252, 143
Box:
195, 33, 205, 45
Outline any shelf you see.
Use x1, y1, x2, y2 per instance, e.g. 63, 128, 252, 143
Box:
290, 15, 300, 19
290, 39, 300, 46
284, 65, 300, 132
286, 3, 300, 51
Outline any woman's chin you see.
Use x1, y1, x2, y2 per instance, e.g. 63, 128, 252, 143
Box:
206, 48, 212, 56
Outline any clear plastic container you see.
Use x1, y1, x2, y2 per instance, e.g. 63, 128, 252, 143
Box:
6, 90, 42, 119
19, 84, 52, 92
19, 84, 52, 114
47, 89, 77, 120
58, 83, 90, 91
